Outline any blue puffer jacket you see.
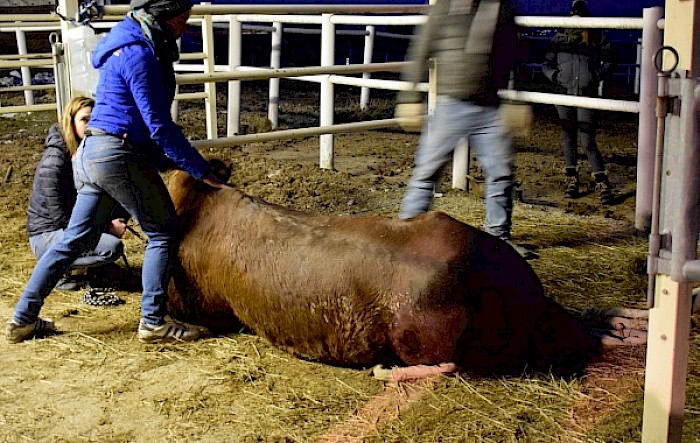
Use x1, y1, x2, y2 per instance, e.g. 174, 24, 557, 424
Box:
89, 17, 210, 180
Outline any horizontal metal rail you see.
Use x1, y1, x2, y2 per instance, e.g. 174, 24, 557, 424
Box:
191, 117, 402, 150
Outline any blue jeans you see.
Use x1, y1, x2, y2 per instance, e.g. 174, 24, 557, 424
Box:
29, 229, 123, 269
13, 134, 177, 326
399, 96, 515, 239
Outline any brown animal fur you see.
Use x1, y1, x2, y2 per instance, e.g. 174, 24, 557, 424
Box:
167, 159, 601, 377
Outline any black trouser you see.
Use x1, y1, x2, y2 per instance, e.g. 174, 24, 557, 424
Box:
556, 105, 605, 173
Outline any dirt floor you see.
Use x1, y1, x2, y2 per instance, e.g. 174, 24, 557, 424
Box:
0, 84, 698, 442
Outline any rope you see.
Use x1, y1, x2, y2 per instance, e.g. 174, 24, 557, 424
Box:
82, 286, 125, 307
53, 0, 104, 29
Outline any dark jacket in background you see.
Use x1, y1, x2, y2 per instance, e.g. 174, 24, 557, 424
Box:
27, 124, 75, 237
541, 28, 614, 97
399, 0, 519, 107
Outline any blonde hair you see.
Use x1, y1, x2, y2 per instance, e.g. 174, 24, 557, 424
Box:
61, 96, 95, 156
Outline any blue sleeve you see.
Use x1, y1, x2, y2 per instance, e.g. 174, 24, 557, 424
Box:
121, 47, 211, 180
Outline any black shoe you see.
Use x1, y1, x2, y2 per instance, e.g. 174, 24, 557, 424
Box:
592, 172, 613, 205
503, 239, 539, 260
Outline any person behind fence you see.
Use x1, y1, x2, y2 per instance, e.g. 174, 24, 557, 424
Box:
395, 0, 537, 260
541, 0, 615, 205
27, 96, 129, 292
5, 0, 227, 345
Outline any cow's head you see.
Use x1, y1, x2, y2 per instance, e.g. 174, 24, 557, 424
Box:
168, 156, 233, 216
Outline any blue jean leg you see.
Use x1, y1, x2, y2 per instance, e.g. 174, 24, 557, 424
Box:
470, 106, 515, 239
399, 97, 471, 219
29, 230, 124, 269
13, 191, 110, 325
399, 97, 514, 238
78, 135, 177, 325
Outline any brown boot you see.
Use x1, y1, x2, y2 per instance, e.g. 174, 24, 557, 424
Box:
564, 167, 579, 199
592, 171, 613, 205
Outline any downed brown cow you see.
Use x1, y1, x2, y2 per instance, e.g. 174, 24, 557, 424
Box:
167, 159, 646, 380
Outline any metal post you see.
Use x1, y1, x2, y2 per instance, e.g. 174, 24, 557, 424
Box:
360, 24, 375, 110
171, 37, 181, 120
58, 0, 80, 101
319, 13, 335, 170
642, 274, 692, 443
227, 15, 241, 136
268, 21, 282, 129
201, 12, 217, 139
14, 29, 35, 108
635, 37, 642, 94
452, 138, 469, 191
635, 6, 664, 233
51, 32, 69, 121
641, 0, 699, 430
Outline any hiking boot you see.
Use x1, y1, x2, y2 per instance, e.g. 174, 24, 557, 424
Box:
592, 171, 613, 205
564, 167, 579, 199
503, 239, 539, 260
138, 315, 208, 344
6, 318, 58, 344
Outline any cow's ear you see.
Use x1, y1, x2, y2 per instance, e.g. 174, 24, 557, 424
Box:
209, 158, 233, 182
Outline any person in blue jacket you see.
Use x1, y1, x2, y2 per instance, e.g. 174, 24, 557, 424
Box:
6, 0, 226, 344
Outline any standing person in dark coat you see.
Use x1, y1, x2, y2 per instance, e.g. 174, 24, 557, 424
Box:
541, 0, 615, 204
27, 96, 128, 291
6, 0, 226, 344
395, 0, 537, 260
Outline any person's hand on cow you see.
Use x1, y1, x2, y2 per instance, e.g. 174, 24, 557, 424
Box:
202, 171, 229, 189
108, 218, 128, 238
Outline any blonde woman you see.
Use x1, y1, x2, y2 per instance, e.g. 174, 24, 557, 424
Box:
26, 96, 127, 290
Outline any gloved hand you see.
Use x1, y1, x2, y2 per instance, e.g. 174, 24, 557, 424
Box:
203, 171, 229, 189
394, 102, 425, 133
499, 103, 533, 138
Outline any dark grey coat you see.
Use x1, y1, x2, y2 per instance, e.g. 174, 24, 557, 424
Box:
26, 123, 75, 237
541, 28, 614, 97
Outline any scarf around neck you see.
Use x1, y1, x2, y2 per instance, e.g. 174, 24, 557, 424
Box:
129, 9, 180, 62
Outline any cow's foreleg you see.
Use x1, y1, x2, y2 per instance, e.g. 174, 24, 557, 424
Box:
372, 362, 458, 382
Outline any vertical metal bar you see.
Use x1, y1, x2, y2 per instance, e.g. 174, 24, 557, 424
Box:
635, 7, 664, 233
201, 14, 217, 139
319, 13, 335, 170
268, 21, 282, 129
171, 37, 181, 121
58, 0, 80, 101
51, 34, 68, 121
360, 25, 375, 110
671, 77, 700, 281
635, 37, 642, 94
227, 15, 241, 136
15, 29, 35, 108
646, 66, 669, 308
452, 138, 469, 191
